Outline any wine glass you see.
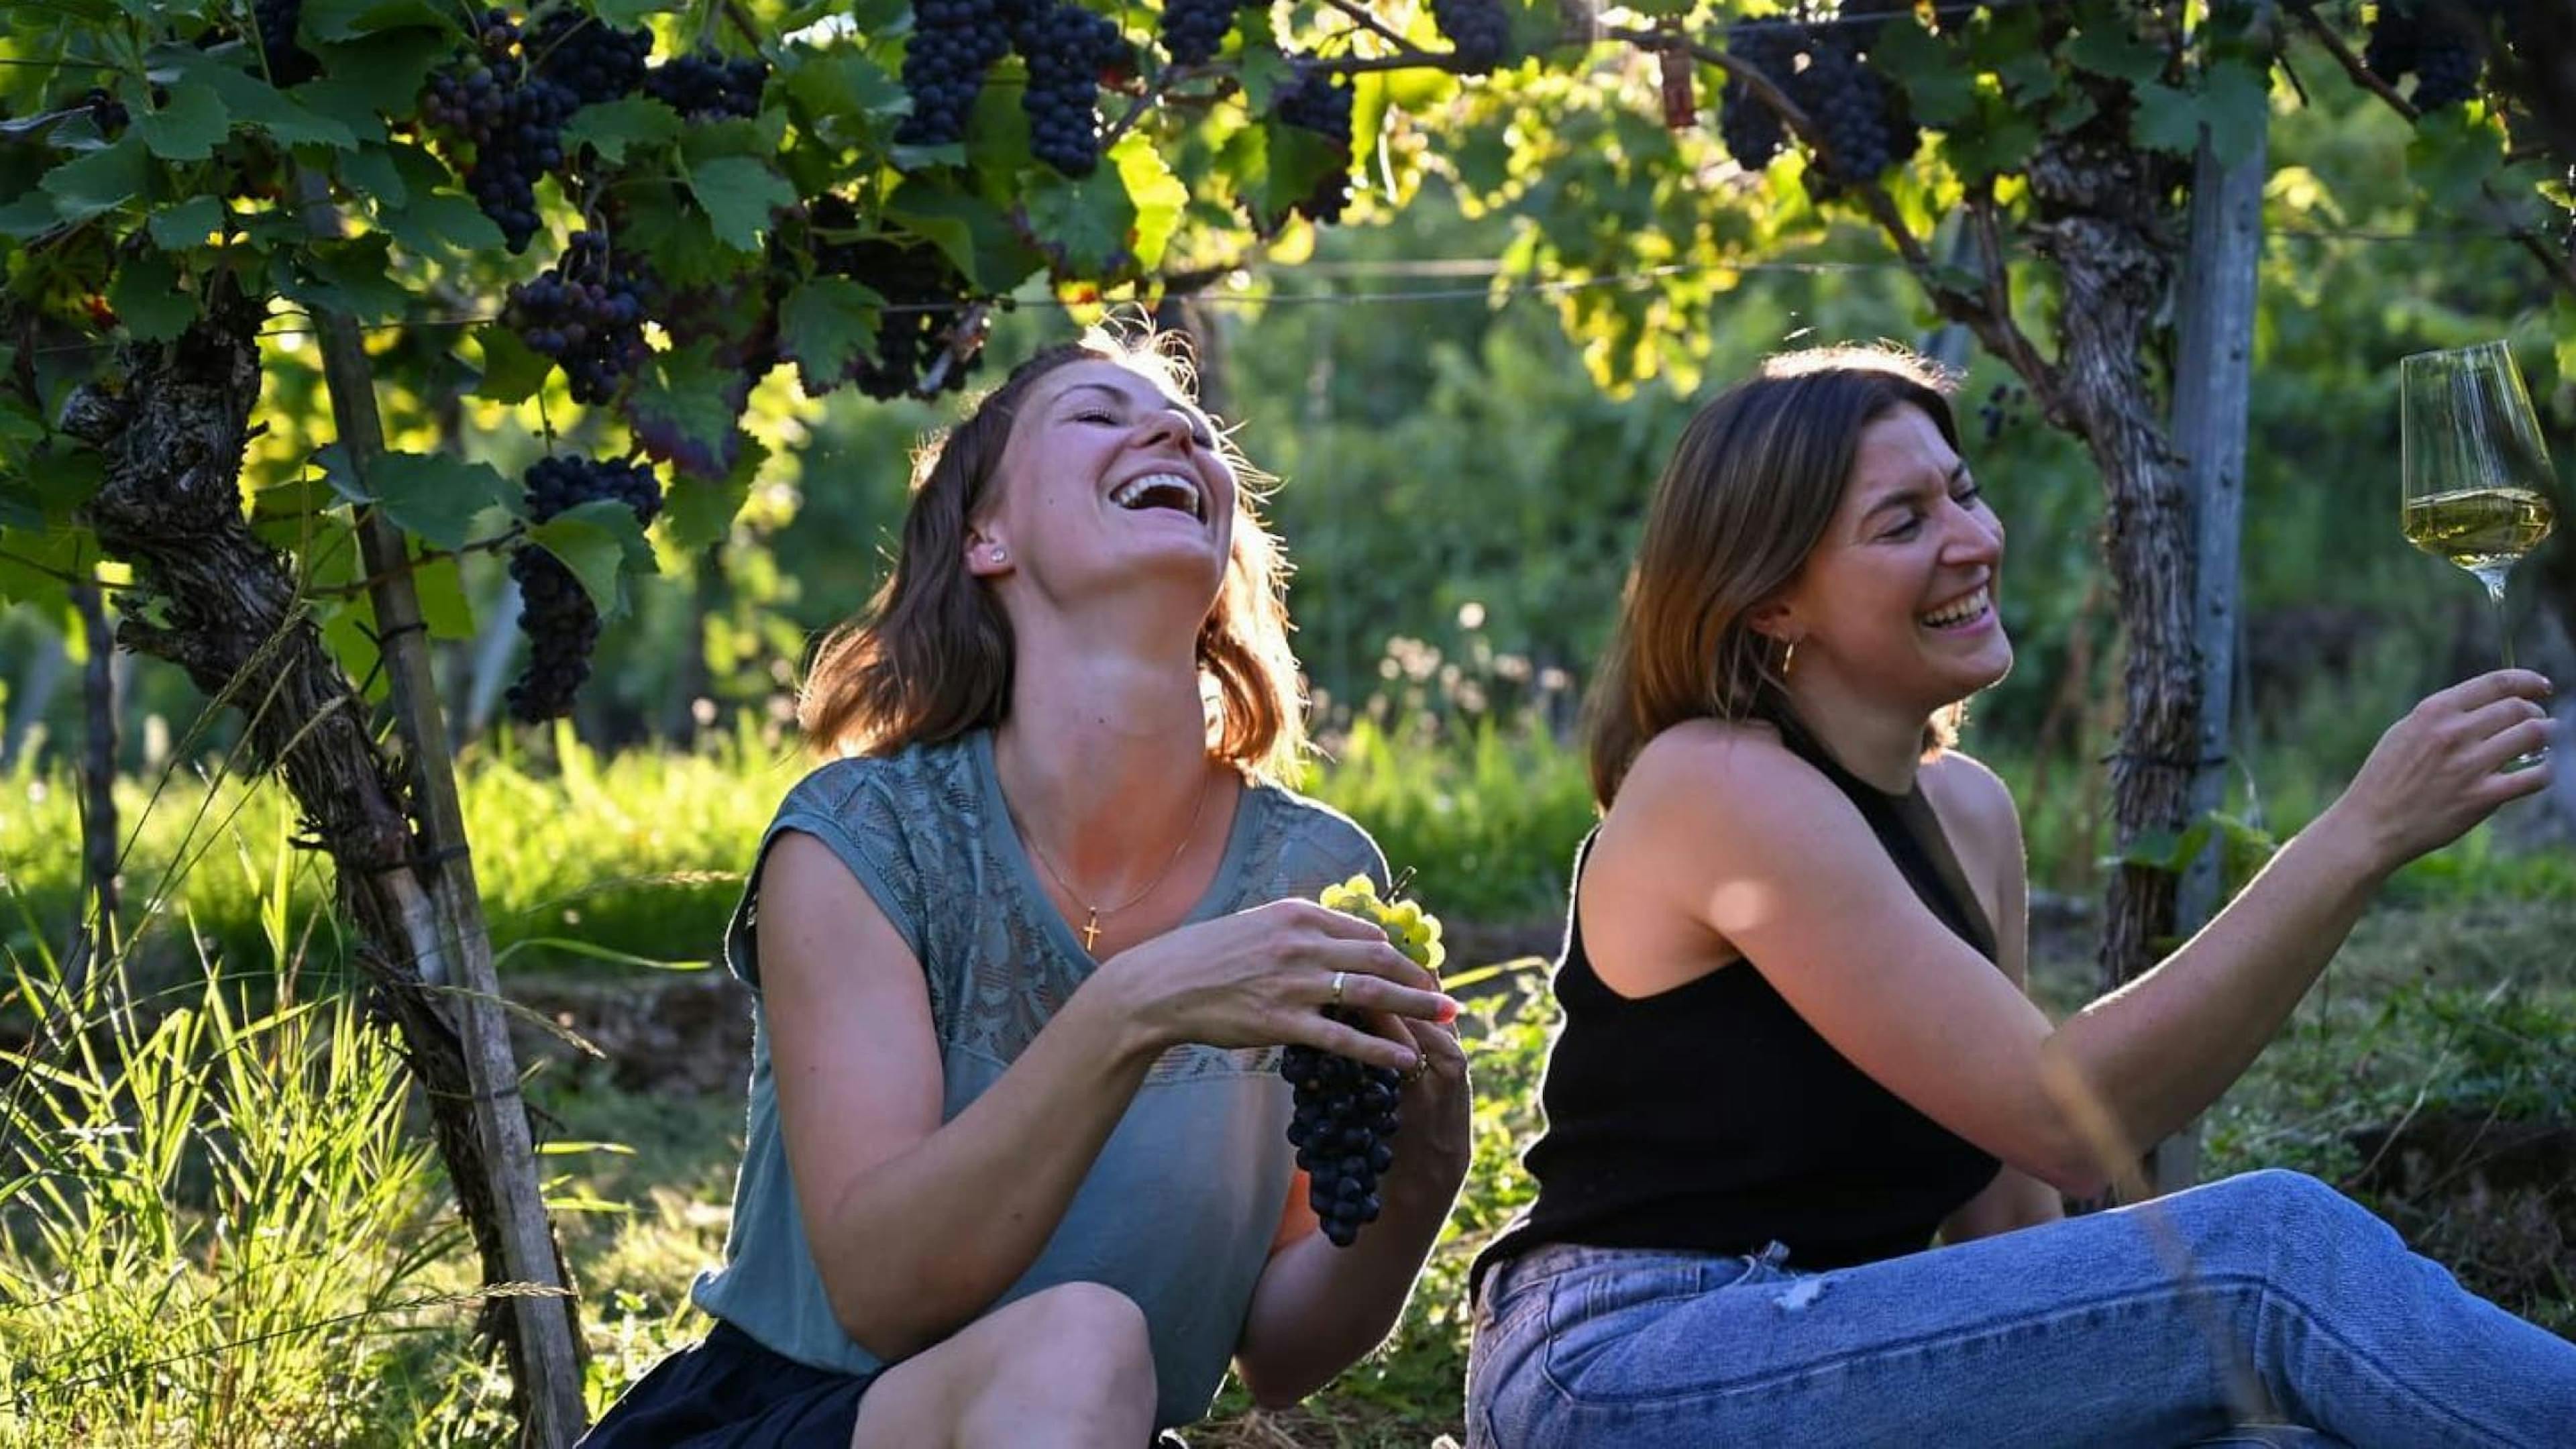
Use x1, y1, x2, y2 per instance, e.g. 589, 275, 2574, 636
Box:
2399, 339, 2559, 767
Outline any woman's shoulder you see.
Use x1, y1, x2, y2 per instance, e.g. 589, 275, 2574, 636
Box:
1919, 747, 2021, 845
1621, 716, 1807, 808
1244, 769, 1391, 891
761, 735, 984, 858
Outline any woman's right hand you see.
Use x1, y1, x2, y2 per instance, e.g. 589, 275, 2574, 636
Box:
1093, 900, 1455, 1073
2326, 668, 2555, 873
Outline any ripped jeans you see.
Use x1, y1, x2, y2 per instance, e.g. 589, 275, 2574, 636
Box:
1463, 1170, 2576, 1448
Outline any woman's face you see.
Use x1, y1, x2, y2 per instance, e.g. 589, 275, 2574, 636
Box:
1766, 402, 2012, 712
969, 358, 1239, 610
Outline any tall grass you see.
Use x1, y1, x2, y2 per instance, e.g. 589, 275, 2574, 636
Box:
0, 959, 455, 1445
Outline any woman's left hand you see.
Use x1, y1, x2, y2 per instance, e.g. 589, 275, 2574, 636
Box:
1372, 1009, 1471, 1186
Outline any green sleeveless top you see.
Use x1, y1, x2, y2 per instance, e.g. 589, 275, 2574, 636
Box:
691, 729, 1387, 1430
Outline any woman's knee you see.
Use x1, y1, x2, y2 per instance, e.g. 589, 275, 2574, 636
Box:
989, 1281, 1155, 1387
2212, 1169, 2367, 1232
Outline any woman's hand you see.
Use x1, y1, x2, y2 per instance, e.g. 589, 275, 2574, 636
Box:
1095, 900, 1456, 1075
2326, 668, 2554, 873
1380, 1009, 1472, 1189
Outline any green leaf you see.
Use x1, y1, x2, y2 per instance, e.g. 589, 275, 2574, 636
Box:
0, 194, 62, 239
1110, 131, 1187, 272
2129, 80, 2202, 158
2064, 19, 2165, 85
659, 465, 753, 554
197, 63, 360, 149
136, 84, 229, 161
2200, 58, 2270, 169
885, 182, 1038, 291
778, 276, 882, 389
473, 325, 554, 404
148, 194, 227, 250
527, 501, 651, 619
2555, 294, 2576, 388
626, 343, 750, 480
380, 189, 507, 256
0, 527, 87, 610
412, 551, 475, 639
307, 31, 445, 113
40, 133, 151, 223
1020, 168, 1137, 278
299, 0, 451, 42
0, 449, 105, 531
592, 0, 681, 25
325, 448, 513, 550
781, 47, 907, 140
563, 97, 685, 166
287, 234, 411, 322
109, 252, 196, 342
1939, 95, 2041, 181
686, 156, 796, 252
2406, 107, 2507, 215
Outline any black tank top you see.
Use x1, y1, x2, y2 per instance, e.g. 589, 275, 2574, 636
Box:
1470, 716, 2004, 1290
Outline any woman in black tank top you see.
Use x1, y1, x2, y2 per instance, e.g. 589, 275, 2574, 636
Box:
1464, 345, 2574, 1448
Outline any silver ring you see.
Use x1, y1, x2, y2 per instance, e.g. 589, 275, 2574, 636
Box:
1328, 970, 1347, 1008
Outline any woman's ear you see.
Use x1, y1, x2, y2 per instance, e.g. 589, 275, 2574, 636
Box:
964, 525, 1013, 578
1745, 596, 1800, 646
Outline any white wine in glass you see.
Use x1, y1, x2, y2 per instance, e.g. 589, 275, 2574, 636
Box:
2399, 339, 2559, 765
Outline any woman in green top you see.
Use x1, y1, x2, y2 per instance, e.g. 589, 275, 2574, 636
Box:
578, 327, 1468, 1449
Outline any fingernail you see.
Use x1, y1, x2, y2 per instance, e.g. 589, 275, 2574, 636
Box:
1436, 996, 1460, 1023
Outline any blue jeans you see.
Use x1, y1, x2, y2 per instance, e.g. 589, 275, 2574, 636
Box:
1464, 1170, 2576, 1448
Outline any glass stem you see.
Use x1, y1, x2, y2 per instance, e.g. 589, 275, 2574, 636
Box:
2475, 568, 2515, 669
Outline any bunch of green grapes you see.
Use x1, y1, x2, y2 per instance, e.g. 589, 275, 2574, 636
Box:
1283, 873, 1444, 1246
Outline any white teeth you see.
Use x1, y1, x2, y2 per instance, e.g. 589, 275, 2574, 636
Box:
1110, 472, 1201, 519
1920, 587, 1990, 628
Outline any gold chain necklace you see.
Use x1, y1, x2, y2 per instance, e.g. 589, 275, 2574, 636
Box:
1013, 765, 1215, 953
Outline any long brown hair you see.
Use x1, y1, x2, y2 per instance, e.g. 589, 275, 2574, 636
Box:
1587, 344, 1963, 807
797, 327, 1307, 782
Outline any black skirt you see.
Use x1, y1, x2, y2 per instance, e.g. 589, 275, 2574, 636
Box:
577, 1320, 877, 1448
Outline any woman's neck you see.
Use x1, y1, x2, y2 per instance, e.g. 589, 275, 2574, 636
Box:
1779, 672, 1932, 795
991, 625, 1223, 889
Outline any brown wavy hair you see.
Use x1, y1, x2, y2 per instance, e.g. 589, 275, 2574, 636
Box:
1587, 344, 1964, 807
797, 327, 1307, 782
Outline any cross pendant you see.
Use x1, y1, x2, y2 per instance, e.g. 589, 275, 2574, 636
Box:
1080, 911, 1102, 953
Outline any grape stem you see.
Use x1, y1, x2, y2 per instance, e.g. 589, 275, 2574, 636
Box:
1317, 0, 1427, 56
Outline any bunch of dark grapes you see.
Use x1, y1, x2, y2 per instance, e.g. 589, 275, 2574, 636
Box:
502, 230, 652, 404
507, 455, 664, 722
254, 0, 321, 86
808, 197, 983, 398
1014, 0, 1123, 176
897, 0, 1016, 146
1282, 1041, 1401, 1247
1429, 0, 1509, 74
1158, 0, 1251, 66
2364, 0, 2494, 111
1717, 22, 1797, 169
1279, 875, 1444, 1249
418, 11, 581, 252
643, 48, 768, 119
1792, 38, 1898, 186
82, 87, 129, 136
1977, 381, 2028, 443
1274, 67, 1356, 225
526, 5, 653, 106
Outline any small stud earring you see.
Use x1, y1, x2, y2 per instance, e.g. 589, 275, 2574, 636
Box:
989, 547, 1007, 562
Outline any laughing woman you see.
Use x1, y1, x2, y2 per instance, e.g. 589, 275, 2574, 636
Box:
1464, 345, 2576, 1448
579, 330, 1468, 1448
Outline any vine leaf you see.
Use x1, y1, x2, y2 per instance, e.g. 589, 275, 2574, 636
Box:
778, 276, 883, 393
40, 134, 151, 223
527, 499, 653, 619
136, 85, 230, 162
316, 445, 513, 551
626, 343, 750, 481
687, 156, 797, 252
